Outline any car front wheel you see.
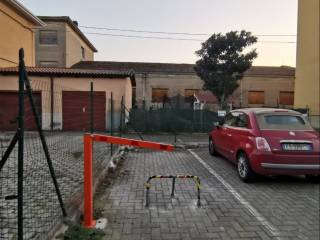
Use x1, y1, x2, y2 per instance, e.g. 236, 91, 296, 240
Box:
209, 138, 217, 156
237, 153, 256, 183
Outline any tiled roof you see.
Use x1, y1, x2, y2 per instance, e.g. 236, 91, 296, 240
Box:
0, 67, 135, 86
72, 61, 196, 74
38, 16, 97, 52
72, 61, 295, 77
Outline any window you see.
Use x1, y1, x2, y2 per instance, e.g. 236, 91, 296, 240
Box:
224, 113, 237, 127
39, 30, 58, 44
152, 88, 168, 103
248, 91, 265, 104
256, 114, 313, 130
237, 114, 249, 128
184, 89, 199, 103
81, 47, 85, 59
39, 61, 58, 67
224, 112, 249, 128
279, 91, 294, 105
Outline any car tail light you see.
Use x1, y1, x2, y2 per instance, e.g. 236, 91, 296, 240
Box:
255, 137, 271, 152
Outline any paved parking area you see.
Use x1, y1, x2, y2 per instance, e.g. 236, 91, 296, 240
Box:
97, 146, 319, 240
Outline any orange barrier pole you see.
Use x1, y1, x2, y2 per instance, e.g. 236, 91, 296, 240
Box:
93, 134, 174, 151
83, 133, 174, 228
83, 134, 96, 228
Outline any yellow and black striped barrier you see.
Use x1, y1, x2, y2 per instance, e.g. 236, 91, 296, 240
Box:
144, 175, 201, 207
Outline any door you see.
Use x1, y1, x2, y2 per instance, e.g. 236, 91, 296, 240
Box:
216, 113, 236, 157
62, 91, 105, 131
0, 91, 41, 131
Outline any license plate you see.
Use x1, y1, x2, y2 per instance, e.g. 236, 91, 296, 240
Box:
282, 143, 312, 151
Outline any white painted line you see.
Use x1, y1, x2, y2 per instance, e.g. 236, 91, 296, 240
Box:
306, 197, 318, 204
188, 149, 281, 239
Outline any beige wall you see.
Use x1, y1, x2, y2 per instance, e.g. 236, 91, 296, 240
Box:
0, 1, 36, 67
65, 25, 94, 68
234, 76, 295, 108
35, 22, 66, 67
295, 0, 319, 128
136, 73, 203, 108
135, 72, 294, 109
0, 74, 132, 130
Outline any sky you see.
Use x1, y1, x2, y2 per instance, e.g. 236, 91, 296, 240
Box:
19, 0, 298, 66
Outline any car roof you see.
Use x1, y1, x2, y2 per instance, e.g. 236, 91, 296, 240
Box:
232, 108, 300, 115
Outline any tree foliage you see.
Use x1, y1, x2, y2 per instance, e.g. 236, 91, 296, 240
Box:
194, 30, 258, 107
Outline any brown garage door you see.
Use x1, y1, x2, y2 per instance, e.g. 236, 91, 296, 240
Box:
0, 91, 42, 131
62, 91, 106, 131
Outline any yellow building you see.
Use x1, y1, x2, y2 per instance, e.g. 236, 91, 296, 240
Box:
294, 0, 320, 128
0, 0, 44, 67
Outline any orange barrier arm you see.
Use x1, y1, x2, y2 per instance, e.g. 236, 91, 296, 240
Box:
92, 134, 174, 151
83, 133, 174, 228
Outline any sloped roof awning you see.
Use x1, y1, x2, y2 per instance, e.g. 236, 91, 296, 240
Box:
0, 67, 136, 86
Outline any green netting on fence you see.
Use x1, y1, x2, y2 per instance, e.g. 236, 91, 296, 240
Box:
128, 109, 219, 133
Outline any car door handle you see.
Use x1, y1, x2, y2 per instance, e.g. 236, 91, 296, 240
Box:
227, 133, 232, 137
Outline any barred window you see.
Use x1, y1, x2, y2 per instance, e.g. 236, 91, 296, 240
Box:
248, 91, 265, 104
279, 91, 294, 105
152, 88, 168, 103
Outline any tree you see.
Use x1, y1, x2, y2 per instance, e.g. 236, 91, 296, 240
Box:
194, 30, 258, 108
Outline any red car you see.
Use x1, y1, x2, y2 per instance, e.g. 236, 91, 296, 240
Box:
209, 108, 320, 182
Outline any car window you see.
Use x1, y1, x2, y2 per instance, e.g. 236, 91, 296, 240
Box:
256, 113, 313, 130
224, 112, 237, 127
236, 113, 249, 128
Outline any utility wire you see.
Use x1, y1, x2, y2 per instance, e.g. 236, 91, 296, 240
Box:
83, 32, 296, 43
79, 25, 296, 37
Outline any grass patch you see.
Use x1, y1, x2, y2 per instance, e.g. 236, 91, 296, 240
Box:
56, 222, 105, 240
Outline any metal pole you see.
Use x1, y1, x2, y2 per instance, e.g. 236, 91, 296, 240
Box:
83, 134, 96, 227
196, 177, 201, 207
17, 48, 25, 240
50, 77, 54, 131
171, 177, 176, 197
119, 96, 124, 136
110, 92, 113, 155
90, 82, 94, 133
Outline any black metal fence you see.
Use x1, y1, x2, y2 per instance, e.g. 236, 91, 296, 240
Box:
127, 108, 219, 133
0, 49, 117, 239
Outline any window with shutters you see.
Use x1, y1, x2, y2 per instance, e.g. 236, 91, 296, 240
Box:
279, 91, 294, 105
248, 91, 265, 104
39, 30, 58, 45
152, 88, 169, 103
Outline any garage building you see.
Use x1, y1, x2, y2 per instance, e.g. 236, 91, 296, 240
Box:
0, 67, 135, 131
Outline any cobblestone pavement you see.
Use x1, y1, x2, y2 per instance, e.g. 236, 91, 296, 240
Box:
98, 147, 319, 240
0, 132, 111, 239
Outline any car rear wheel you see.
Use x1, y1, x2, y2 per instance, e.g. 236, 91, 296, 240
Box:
237, 153, 256, 183
209, 138, 217, 156
305, 174, 320, 183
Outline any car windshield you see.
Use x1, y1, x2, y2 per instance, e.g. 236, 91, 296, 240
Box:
256, 113, 313, 130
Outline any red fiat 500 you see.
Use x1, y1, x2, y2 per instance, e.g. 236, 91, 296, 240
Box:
209, 108, 320, 182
